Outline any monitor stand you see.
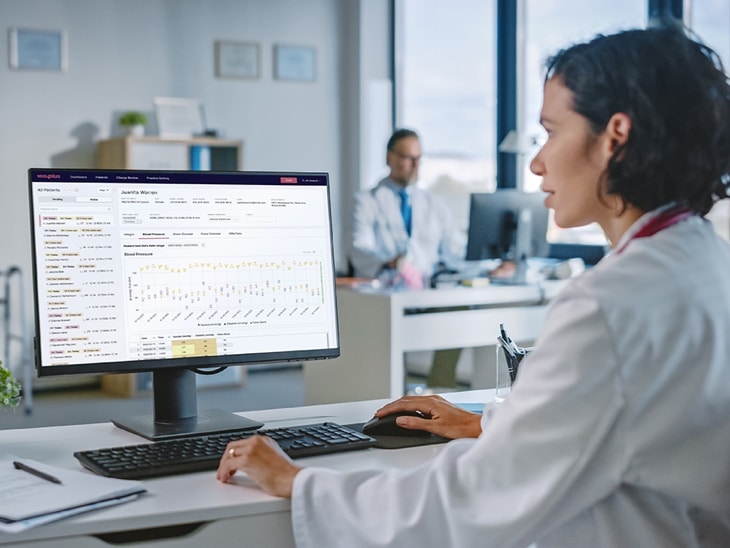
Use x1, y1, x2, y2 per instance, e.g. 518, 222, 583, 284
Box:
111, 369, 263, 441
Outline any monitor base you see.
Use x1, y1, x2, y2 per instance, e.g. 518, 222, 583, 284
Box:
112, 408, 263, 441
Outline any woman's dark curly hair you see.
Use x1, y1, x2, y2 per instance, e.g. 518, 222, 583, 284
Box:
545, 23, 730, 215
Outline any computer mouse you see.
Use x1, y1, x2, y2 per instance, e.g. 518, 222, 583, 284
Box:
362, 410, 432, 437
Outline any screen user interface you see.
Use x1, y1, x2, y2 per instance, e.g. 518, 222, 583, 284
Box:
29, 169, 340, 375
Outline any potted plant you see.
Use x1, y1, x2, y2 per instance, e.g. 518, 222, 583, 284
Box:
0, 361, 21, 409
119, 111, 148, 137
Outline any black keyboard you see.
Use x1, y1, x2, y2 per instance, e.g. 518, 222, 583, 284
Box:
74, 422, 375, 480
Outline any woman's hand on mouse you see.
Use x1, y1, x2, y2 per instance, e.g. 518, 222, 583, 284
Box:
375, 395, 482, 439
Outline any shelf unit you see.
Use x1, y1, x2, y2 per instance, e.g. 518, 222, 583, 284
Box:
96, 136, 243, 171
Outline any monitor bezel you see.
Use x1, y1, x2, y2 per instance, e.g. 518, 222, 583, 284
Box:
28, 168, 341, 379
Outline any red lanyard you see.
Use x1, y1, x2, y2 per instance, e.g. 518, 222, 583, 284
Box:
615, 206, 694, 254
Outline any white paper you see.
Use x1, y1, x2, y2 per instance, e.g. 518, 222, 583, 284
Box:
0, 459, 145, 523
0, 493, 141, 533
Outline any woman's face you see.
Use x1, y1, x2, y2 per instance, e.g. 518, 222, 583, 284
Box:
530, 77, 611, 229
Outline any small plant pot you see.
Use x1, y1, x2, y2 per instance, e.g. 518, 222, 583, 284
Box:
125, 124, 145, 137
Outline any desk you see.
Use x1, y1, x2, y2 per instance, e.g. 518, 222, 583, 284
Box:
0, 390, 492, 547
305, 281, 566, 404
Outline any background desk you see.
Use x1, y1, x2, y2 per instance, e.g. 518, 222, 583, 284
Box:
0, 391, 492, 547
305, 281, 566, 404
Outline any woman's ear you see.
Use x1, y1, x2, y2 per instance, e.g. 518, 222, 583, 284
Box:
606, 112, 632, 151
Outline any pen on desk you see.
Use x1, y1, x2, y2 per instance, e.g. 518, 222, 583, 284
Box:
13, 460, 63, 485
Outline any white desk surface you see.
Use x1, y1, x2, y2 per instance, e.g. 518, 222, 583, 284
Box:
0, 390, 493, 547
305, 281, 566, 405
339, 278, 565, 308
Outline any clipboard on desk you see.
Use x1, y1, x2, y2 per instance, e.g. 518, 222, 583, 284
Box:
0, 459, 145, 533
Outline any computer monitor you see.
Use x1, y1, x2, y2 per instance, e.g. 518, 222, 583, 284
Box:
465, 190, 550, 262
28, 168, 340, 440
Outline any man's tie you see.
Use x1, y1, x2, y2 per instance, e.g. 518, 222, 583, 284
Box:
399, 188, 412, 236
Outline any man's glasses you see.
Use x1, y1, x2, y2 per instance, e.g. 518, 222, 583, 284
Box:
389, 150, 422, 163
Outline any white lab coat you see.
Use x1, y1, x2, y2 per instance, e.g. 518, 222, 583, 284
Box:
349, 177, 465, 278
292, 210, 730, 547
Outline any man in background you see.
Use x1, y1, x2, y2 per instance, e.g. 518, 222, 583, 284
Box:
349, 128, 465, 284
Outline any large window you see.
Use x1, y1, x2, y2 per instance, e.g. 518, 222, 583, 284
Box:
689, 0, 730, 240
520, 1, 645, 245
395, 0, 730, 241
521, 1, 646, 194
689, 0, 730, 63
394, 0, 496, 231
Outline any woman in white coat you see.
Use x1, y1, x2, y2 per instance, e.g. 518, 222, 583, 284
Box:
217, 23, 730, 547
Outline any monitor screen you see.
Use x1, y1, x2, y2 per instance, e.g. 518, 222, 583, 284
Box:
465, 190, 550, 262
28, 168, 339, 440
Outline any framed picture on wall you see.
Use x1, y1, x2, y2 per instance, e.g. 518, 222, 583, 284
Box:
9, 28, 67, 71
153, 97, 206, 138
273, 45, 316, 82
215, 40, 260, 79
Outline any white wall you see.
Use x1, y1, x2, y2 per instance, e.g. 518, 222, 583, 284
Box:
0, 0, 392, 379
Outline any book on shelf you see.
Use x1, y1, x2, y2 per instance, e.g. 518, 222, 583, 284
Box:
0, 459, 146, 533
190, 144, 211, 170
